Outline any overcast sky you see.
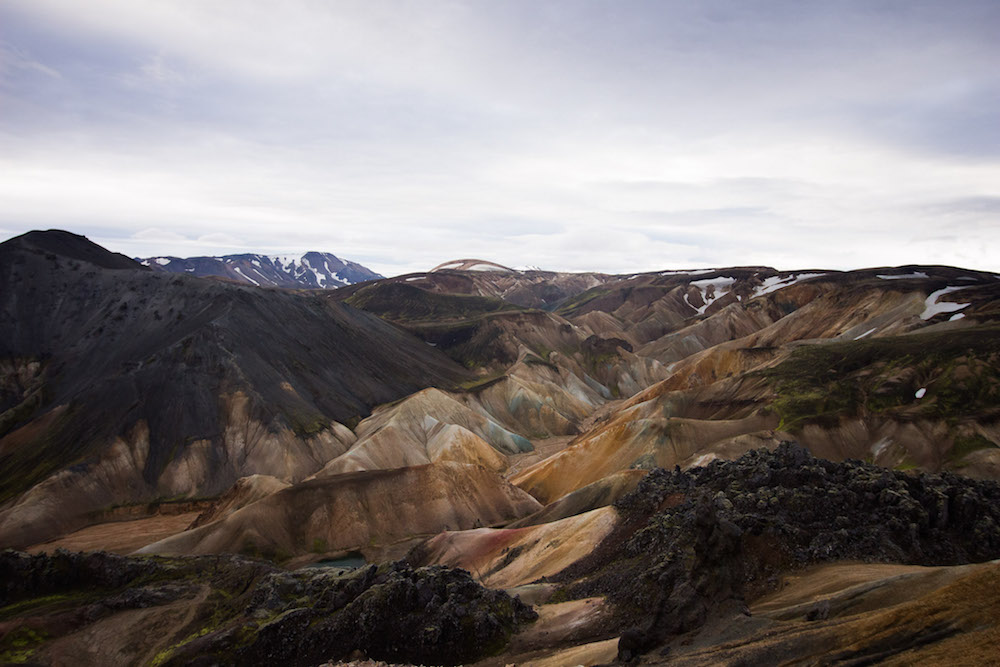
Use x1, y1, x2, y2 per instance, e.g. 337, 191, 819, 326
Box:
2, 1, 999, 276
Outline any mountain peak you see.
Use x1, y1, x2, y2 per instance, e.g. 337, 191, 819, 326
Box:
136, 251, 383, 289
430, 259, 516, 273
1, 229, 142, 271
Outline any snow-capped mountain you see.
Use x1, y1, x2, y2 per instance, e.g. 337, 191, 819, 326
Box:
137, 252, 383, 288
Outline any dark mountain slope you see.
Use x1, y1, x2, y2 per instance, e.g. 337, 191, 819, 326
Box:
0, 231, 468, 547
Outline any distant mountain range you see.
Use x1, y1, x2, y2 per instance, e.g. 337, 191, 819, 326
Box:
136, 251, 383, 288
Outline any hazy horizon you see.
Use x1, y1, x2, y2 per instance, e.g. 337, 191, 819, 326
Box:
2, 1, 999, 277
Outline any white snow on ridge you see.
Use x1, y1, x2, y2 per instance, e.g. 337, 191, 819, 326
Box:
468, 263, 512, 272
233, 266, 260, 286
685, 277, 736, 315
268, 254, 301, 268
153, 257, 171, 266
660, 269, 714, 276
751, 273, 826, 299
920, 286, 970, 320
950, 313, 966, 321
691, 277, 737, 290
854, 327, 877, 340
876, 272, 929, 280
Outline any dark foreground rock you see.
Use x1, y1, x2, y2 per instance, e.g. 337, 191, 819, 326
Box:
556, 442, 1000, 661
0, 550, 534, 666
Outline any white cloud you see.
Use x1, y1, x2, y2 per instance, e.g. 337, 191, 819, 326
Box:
1, 1, 999, 276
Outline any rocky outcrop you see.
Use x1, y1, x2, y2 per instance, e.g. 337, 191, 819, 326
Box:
0, 550, 535, 666
555, 443, 1000, 660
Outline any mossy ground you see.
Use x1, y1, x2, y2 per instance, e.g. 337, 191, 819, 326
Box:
758, 326, 1000, 431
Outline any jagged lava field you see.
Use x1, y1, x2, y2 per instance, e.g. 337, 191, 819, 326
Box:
2, 230, 1000, 665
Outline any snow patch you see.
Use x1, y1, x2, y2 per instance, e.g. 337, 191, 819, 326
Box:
660, 269, 714, 276
685, 277, 736, 315
854, 327, 877, 340
949, 312, 966, 321
405, 276, 423, 282
876, 272, 929, 280
233, 266, 260, 286
915, 388, 926, 399
251, 259, 261, 268
153, 257, 171, 266
469, 263, 511, 272
871, 437, 892, 460
751, 273, 827, 299
688, 453, 718, 468
268, 255, 302, 268
920, 287, 970, 320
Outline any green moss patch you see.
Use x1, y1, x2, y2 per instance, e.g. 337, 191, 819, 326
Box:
758, 326, 1000, 430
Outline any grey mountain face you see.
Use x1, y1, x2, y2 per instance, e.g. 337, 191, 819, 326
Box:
137, 251, 383, 288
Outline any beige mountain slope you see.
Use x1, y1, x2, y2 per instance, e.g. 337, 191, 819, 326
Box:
188, 474, 291, 528
0, 396, 358, 549
310, 344, 665, 479
508, 469, 647, 528
311, 388, 529, 477
137, 462, 541, 558
410, 506, 618, 588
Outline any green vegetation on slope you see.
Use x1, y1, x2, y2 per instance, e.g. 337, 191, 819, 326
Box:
759, 326, 1000, 430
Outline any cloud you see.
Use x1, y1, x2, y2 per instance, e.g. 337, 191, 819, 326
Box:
132, 228, 186, 242
0, 1, 999, 276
